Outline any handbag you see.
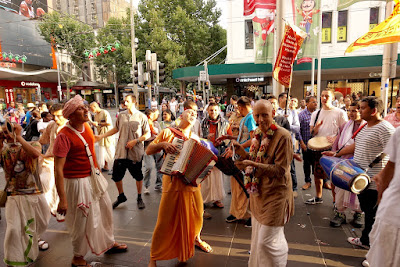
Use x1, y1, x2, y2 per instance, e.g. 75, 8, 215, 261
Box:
66, 124, 108, 201
0, 180, 9, 207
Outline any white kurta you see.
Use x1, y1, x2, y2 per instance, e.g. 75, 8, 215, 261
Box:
200, 167, 225, 203
4, 194, 50, 266
64, 177, 115, 256
249, 215, 288, 267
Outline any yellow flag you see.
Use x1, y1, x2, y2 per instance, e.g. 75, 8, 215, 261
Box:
346, 0, 400, 53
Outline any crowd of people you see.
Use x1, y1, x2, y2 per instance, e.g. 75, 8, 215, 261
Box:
0, 89, 399, 267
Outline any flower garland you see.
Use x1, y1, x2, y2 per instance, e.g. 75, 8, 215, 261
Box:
244, 121, 278, 196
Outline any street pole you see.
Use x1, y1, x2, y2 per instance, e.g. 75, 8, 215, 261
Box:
311, 58, 315, 96
274, 0, 287, 96
381, 0, 397, 117
113, 64, 119, 108
131, 0, 138, 102
316, 11, 322, 108
204, 61, 209, 103
55, 50, 63, 101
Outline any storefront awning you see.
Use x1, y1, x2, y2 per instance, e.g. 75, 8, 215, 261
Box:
0, 67, 72, 83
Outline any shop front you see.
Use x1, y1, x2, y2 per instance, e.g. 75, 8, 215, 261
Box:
0, 80, 59, 106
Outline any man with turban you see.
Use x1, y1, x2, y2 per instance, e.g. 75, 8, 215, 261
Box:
53, 95, 127, 267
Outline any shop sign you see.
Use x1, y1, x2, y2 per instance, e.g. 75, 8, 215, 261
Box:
236, 77, 264, 83
103, 90, 113, 93
93, 89, 101, 93
82, 89, 92, 95
21, 81, 41, 87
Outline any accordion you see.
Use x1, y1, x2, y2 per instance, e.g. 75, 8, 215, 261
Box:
160, 138, 218, 186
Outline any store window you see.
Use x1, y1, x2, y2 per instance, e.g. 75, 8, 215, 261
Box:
245, 20, 254, 49
370, 7, 379, 30
322, 12, 332, 43
337, 10, 348, 42
14, 88, 37, 103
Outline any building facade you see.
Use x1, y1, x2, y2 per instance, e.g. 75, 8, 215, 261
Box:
173, 0, 400, 105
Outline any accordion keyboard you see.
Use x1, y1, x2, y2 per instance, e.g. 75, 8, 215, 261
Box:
160, 137, 185, 175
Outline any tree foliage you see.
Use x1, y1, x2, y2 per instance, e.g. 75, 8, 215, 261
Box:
37, 12, 95, 67
95, 15, 133, 85
136, 0, 226, 86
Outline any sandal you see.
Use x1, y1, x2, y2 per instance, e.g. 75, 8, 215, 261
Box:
213, 201, 224, 208
71, 256, 89, 267
105, 243, 128, 254
195, 240, 213, 253
38, 239, 49, 251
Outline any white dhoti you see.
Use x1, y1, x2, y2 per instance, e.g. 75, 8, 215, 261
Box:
4, 194, 50, 266
201, 167, 225, 203
366, 218, 400, 267
40, 157, 65, 222
64, 177, 115, 256
249, 216, 288, 267
97, 144, 115, 169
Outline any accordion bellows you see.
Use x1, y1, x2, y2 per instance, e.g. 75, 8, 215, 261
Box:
160, 138, 218, 186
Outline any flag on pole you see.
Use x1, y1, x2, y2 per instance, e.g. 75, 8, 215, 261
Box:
244, 0, 276, 16
338, 0, 386, 11
273, 23, 307, 88
346, 0, 400, 53
253, 10, 275, 63
295, 0, 321, 63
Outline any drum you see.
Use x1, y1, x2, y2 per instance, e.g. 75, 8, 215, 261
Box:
307, 136, 332, 151
319, 156, 370, 194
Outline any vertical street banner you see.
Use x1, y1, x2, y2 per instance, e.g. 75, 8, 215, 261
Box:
338, 0, 385, 11
273, 24, 307, 88
252, 9, 275, 64
295, 0, 321, 63
244, 0, 276, 16
346, 0, 400, 53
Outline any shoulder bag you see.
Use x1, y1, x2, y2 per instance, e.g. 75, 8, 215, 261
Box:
66, 124, 108, 201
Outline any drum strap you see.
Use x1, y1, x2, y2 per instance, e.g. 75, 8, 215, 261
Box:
311, 109, 321, 136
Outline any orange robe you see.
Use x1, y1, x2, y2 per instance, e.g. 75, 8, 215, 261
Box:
150, 128, 204, 262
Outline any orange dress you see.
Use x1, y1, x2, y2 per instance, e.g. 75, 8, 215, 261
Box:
150, 128, 204, 262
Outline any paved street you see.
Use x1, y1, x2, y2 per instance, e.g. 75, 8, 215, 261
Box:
0, 109, 368, 267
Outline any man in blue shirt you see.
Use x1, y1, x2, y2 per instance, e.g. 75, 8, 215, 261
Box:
297, 96, 318, 190
217, 96, 256, 227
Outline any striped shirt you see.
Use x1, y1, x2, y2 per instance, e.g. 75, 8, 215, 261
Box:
297, 108, 313, 145
354, 120, 395, 189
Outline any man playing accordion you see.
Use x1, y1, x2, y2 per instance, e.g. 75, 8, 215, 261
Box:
146, 109, 211, 266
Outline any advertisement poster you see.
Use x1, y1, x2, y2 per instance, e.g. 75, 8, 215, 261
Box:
0, 0, 47, 18
252, 9, 275, 64
295, 0, 321, 63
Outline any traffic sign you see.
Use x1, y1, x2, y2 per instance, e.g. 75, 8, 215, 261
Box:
199, 71, 207, 81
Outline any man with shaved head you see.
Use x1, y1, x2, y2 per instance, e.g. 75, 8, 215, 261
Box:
233, 100, 294, 266
90, 102, 115, 173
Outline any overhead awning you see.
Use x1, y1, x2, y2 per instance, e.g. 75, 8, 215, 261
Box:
0, 67, 72, 83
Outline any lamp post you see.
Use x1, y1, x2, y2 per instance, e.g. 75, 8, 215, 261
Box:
113, 64, 119, 108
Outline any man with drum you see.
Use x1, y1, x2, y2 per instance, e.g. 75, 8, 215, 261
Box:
233, 100, 294, 266
323, 102, 364, 228
335, 97, 394, 254
305, 89, 348, 205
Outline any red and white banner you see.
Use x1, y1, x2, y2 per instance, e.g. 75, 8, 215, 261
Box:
244, 0, 276, 16
273, 24, 307, 88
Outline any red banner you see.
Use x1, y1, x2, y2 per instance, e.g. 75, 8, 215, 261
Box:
244, 0, 276, 16
273, 24, 307, 88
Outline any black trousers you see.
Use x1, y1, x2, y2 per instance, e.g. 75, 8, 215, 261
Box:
302, 149, 314, 183
357, 189, 378, 246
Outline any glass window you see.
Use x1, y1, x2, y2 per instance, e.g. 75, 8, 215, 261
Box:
322, 12, 332, 43
245, 20, 254, 49
370, 7, 379, 30
337, 10, 348, 42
